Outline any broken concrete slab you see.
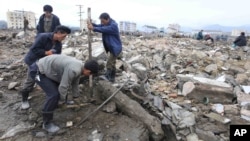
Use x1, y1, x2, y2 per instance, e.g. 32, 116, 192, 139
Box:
172, 109, 196, 129
241, 85, 250, 94
211, 104, 224, 115
96, 81, 164, 141
204, 113, 231, 124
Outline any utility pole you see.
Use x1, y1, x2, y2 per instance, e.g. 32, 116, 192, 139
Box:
87, 7, 93, 89
76, 5, 84, 30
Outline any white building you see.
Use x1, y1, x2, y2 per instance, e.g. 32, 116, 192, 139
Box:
231, 29, 247, 36
142, 25, 158, 33
192, 29, 222, 36
167, 24, 180, 34
6, 10, 36, 29
119, 21, 136, 32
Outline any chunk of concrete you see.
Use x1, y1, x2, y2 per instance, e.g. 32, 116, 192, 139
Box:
8, 82, 18, 90
96, 81, 164, 141
240, 104, 250, 121
236, 74, 248, 84
204, 64, 218, 73
204, 113, 231, 124
244, 61, 250, 70
186, 133, 199, 141
196, 128, 221, 141
177, 74, 234, 104
87, 130, 103, 141
224, 105, 240, 115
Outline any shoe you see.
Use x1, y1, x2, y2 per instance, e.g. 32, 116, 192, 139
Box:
43, 122, 60, 133
21, 101, 30, 110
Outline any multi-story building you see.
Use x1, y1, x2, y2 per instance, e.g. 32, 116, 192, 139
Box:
6, 10, 36, 29
167, 24, 180, 34
142, 25, 158, 33
119, 21, 137, 33
231, 29, 247, 36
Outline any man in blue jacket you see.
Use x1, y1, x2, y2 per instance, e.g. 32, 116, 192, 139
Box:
87, 13, 122, 82
37, 5, 61, 34
20, 25, 71, 110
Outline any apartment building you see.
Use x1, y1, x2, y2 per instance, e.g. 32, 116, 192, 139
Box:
6, 10, 36, 29
119, 21, 137, 32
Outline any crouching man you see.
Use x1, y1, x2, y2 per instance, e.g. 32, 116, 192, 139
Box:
29, 55, 99, 133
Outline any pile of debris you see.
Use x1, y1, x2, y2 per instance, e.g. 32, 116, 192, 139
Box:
1, 29, 250, 140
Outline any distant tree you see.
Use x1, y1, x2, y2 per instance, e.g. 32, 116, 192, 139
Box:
0, 20, 7, 29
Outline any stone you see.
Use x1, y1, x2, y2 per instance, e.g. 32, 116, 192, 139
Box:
229, 65, 245, 74
28, 111, 39, 121
236, 92, 250, 106
241, 86, 250, 94
172, 109, 196, 129
161, 118, 178, 141
8, 82, 18, 90
236, 73, 248, 84
204, 64, 218, 73
87, 130, 104, 141
153, 96, 164, 111
182, 81, 195, 96
204, 113, 231, 124
186, 133, 199, 141
243, 46, 250, 52
102, 101, 117, 113
240, 103, 250, 121
224, 105, 240, 115
244, 61, 250, 70
196, 128, 220, 141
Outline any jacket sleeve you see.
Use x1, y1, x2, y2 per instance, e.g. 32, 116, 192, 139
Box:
234, 36, 240, 44
54, 42, 62, 54
93, 23, 118, 34
58, 68, 76, 100
92, 23, 102, 27
30, 35, 46, 57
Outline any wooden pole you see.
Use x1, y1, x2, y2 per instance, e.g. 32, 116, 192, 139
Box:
88, 8, 93, 89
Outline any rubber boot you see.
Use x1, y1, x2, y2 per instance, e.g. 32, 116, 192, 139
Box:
20, 90, 30, 110
42, 113, 60, 133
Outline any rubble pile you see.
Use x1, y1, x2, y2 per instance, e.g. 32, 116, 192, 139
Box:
1, 29, 250, 140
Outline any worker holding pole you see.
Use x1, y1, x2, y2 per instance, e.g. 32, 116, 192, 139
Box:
87, 13, 122, 82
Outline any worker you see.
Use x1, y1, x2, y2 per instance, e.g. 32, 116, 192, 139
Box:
204, 34, 214, 45
29, 55, 99, 133
87, 12, 122, 82
197, 30, 203, 40
20, 25, 71, 110
37, 5, 61, 34
23, 17, 29, 32
233, 32, 247, 48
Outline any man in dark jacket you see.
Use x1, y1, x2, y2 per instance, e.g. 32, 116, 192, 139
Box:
20, 25, 71, 110
37, 5, 61, 34
87, 13, 122, 82
233, 32, 247, 47
197, 30, 203, 40
23, 17, 29, 32
29, 55, 99, 133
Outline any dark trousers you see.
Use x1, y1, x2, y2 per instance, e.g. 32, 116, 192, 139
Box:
30, 71, 60, 123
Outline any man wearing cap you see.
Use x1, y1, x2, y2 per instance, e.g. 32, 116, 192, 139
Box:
37, 5, 61, 33
20, 25, 71, 110
29, 55, 99, 133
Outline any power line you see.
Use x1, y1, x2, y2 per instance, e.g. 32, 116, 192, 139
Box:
76, 5, 84, 29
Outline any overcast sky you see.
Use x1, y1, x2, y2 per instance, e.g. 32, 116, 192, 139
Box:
0, 0, 249, 28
